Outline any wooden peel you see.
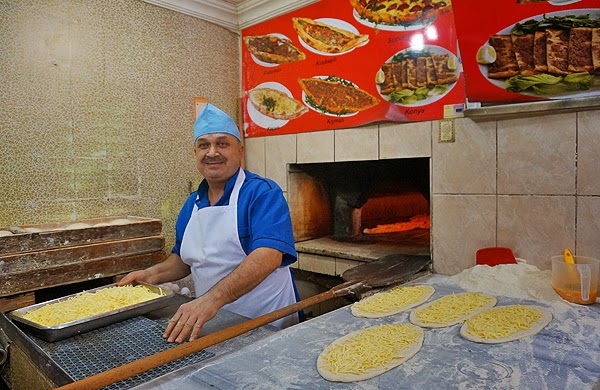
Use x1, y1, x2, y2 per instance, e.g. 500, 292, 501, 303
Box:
55, 254, 430, 390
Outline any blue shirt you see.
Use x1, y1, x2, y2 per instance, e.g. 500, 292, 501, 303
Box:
172, 169, 298, 266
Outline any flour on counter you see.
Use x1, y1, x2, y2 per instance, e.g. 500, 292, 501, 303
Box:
449, 263, 561, 303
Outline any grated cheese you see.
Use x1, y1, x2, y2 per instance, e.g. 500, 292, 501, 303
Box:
412, 292, 496, 325
22, 285, 163, 327
464, 305, 544, 340
319, 324, 422, 376
353, 285, 433, 315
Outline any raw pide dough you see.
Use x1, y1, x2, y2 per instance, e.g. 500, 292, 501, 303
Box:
351, 285, 435, 318
317, 323, 424, 382
460, 305, 552, 344
410, 292, 497, 328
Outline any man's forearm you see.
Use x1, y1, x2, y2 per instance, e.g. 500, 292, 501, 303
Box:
144, 253, 191, 284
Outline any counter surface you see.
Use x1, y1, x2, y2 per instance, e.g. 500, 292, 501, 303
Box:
0, 293, 276, 389
135, 274, 600, 390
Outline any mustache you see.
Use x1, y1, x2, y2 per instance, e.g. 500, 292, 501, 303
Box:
203, 157, 225, 163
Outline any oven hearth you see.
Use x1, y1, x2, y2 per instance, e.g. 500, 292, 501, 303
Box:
289, 158, 431, 263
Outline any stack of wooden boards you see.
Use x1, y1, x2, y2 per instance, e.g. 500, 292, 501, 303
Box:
0, 217, 165, 312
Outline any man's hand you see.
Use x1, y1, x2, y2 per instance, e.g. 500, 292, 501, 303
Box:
117, 269, 151, 286
163, 295, 219, 343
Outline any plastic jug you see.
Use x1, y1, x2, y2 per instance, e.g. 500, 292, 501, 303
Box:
551, 255, 599, 305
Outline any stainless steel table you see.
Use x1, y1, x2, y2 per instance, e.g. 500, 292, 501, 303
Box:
0, 294, 276, 389
134, 274, 600, 390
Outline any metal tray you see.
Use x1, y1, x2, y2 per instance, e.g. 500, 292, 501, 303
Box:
8, 282, 175, 342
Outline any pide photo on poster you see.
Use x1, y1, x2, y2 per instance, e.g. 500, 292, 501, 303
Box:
453, 0, 600, 104
241, 0, 466, 138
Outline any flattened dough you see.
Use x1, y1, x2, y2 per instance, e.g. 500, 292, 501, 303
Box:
460, 305, 552, 344
351, 285, 435, 318
317, 323, 424, 382
410, 292, 497, 328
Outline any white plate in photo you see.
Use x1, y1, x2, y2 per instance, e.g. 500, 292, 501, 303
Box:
376, 45, 460, 107
297, 18, 366, 56
246, 82, 296, 129
478, 8, 600, 99
247, 33, 295, 68
352, 9, 430, 31
548, 0, 581, 6
301, 75, 360, 117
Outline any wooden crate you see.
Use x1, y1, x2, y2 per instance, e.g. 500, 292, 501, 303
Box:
0, 216, 167, 312
0, 216, 162, 255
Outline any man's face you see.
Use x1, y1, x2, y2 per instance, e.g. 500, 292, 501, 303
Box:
194, 133, 243, 186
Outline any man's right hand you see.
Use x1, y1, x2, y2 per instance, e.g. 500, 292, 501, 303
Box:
117, 269, 151, 286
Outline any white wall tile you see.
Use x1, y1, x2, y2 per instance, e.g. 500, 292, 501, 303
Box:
577, 110, 600, 195
432, 118, 496, 194
432, 194, 496, 275
498, 113, 576, 195
334, 125, 378, 161
243, 136, 265, 176
298, 253, 336, 275
265, 134, 296, 192
498, 195, 575, 271
297, 130, 334, 163
576, 196, 600, 259
379, 121, 432, 159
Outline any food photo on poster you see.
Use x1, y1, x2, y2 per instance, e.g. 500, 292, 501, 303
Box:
241, 0, 466, 138
453, 0, 600, 104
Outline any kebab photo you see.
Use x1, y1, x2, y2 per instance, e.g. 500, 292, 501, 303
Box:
479, 10, 600, 96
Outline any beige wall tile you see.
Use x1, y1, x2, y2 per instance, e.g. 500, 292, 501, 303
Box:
497, 113, 576, 195
265, 134, 296, 191
576, 196, 600, 259
243, 137, 266, 176
379, 121, 432, 159
577, 111, 600, 196
73, 157, 109, 199
297, 131, 334, 163
1, 0, 240, 244
297, 253, 336, 276
432, 194, 496, 275
432, 118, 496, 194
498, 195, 575, 270
334, 125, 378, 161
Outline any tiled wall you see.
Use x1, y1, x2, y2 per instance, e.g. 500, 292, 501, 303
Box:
0, 0, 240, 251
244, 109, 600, 276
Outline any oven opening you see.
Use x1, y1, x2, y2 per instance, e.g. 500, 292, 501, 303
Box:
289, 158, 431, 258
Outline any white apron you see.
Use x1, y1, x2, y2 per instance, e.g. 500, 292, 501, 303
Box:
180, 169, 298, 329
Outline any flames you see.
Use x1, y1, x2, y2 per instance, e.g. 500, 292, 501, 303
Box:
363, 214, 430, 234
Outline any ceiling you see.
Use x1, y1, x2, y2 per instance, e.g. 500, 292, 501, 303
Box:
143, 0, 318, 32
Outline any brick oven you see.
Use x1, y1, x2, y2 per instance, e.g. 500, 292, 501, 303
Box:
288, 158, 431, 266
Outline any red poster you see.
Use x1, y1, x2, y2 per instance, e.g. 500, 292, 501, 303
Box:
242, 0, 466, 138
453, 0, 600, 104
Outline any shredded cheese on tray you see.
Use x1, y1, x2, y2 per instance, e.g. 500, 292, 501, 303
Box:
22, 285, 164, 327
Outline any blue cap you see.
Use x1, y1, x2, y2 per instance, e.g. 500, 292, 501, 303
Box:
193, 103, 241, 143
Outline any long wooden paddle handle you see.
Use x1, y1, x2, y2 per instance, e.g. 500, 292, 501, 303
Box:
56, 288, 340, 390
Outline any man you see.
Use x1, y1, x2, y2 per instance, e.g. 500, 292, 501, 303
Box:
119, 103, 299, 343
